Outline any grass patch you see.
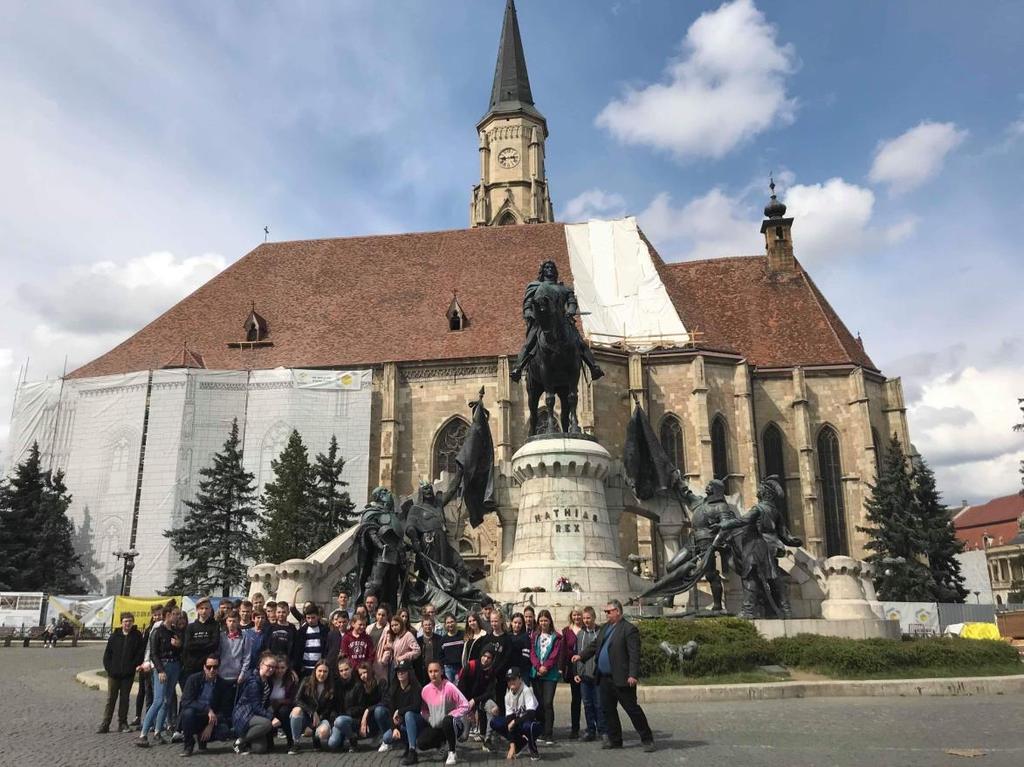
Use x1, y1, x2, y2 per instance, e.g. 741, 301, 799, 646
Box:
645, 670, 787, 686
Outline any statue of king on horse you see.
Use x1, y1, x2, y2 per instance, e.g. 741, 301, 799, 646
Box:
511, 260, 604, 436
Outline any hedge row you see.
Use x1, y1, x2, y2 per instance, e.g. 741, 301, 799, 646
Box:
636, 618, 1020, 678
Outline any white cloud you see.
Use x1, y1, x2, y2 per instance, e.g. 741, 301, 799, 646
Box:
908, 363, 1024, 503
18, 251, 226, 334
596, 0, 796, 160
638, 188, 762, 261
784, 178, 874, 261
868, 121, 967, 194
560, 189, 627, 222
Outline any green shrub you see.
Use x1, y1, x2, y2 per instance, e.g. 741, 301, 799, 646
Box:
635, 618, 1019, 680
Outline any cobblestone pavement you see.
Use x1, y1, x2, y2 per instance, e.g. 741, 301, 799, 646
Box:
4, 645, 1024, 767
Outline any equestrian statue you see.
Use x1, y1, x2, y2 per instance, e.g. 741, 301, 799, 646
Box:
510, 260, 603, 436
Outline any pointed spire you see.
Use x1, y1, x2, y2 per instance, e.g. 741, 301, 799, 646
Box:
482, 0, 544, 124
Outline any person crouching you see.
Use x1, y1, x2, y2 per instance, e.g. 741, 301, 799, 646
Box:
488, 668, 541, 761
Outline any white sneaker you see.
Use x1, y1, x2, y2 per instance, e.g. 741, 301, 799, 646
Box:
378, 742, 390, 753
445, 752, 457, 766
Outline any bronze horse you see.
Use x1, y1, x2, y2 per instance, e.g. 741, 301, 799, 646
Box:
525, 280, 583, 436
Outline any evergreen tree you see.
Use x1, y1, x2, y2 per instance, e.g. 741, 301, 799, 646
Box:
310, 435, 357, 549
165, 419, 259, 596
913, 456, 968, 602
857, 435, 934, 600
257, 429, 316, 563
0, 443, 84, 593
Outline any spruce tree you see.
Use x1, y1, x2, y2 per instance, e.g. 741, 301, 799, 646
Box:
0, 443, 84, 593
257, 429, 316, 563
913, 456, 968, 602
165, 419, 259, 596
858, 435, 934, 600
310, 435, 357, 550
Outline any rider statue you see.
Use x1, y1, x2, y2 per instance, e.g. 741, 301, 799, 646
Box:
510, 260, 604, 383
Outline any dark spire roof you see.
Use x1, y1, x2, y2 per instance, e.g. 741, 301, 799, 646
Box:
481, 0, 545, 126
764, 177, 788, 219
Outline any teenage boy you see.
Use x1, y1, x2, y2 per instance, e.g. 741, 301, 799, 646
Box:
182, 598, 220, 688
98, 612, 146, 734
340, 615, 375, 665
179, 654, 233, 757
264, 603, 296, 663
292, 604, 328, 677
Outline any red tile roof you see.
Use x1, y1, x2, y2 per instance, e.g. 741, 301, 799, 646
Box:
954, 494, 1024, 550
70, 223, 879, 378
654, 253, 876, 370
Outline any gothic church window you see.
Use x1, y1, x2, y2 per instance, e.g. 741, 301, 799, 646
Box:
761, 422, 788, 521
659, 414, 685, 473
497, 211, 517, 226
433, 417, 469, 479
817, 425, 848, 557
711, 415, 729, 490
871, 427, 883, 480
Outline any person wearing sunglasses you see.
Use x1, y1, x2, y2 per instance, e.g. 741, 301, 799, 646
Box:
570, 600, 654, 753
178, 655, 232, 757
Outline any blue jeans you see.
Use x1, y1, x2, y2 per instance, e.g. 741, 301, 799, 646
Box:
399, 711, 428, 748
141, 661, 180, 736
329, 706, 388, 750
290, 711, 331, 745
580, 678, 606, 735
443, 665, 460, 683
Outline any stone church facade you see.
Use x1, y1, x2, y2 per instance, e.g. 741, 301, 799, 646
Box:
5, 0, 912, 595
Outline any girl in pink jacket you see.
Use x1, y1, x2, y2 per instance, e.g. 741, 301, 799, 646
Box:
417, 661, 469, 765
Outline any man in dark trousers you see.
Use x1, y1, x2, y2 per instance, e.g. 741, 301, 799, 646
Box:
181, 597, 221, 686
572, 599, 654, 752
98, 612, 147, 733
178, 654, 234, 757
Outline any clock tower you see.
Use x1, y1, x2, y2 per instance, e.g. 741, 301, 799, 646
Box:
471, 0, 554, 227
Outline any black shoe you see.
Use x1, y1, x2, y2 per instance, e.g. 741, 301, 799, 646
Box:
569, 730, 579, 740
117, 723, 130, 733
581, 732, 595, 742
180, 746, 194, 757
135, 738, 151, 749
642, 741, 656, 753
97, 725, 110, 734
401, 750, 419, 766
129, 718, 141, 728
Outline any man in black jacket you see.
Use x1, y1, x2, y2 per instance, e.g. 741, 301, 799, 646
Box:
99, 612, 147, 733
178, 654, 234, 756
572, 599, 654, 752
181, 598, 220, 685
291, 604, 329, 677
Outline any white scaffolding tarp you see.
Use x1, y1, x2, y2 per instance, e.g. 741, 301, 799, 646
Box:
564, 217, 688, 350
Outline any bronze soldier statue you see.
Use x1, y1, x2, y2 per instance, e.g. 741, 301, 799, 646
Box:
510, 260, 603, 383
353, 487, 406, 607
719, 475, 802, 618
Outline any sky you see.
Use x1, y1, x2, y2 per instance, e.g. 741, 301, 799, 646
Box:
1, 0, 1022, 505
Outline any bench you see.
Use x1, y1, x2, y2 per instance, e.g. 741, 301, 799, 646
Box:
23, 626, 46, 647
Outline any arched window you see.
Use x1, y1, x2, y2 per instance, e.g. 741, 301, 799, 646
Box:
433, 417, 469, 479
761, 423, 788, 520
871, 427, 883, 480
711, 415, 729, 489
497, 211, 517, 226
817, 425, 848, 557
659, 415, 685, 472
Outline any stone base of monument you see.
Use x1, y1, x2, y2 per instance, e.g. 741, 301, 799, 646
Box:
754, 617, 900, 640
493, 437, 643, 623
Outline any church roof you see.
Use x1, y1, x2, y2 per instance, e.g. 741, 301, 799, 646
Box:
69, 223, 878, 379
481, 0, 545, 126
654, 253, 877, 370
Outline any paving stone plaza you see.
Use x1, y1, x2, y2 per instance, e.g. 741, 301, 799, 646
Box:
4, 645, 1022, 767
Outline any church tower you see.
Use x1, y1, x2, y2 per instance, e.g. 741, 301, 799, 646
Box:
471, 0, 554, 227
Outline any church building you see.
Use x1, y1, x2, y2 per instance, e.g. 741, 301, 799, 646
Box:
5, 0, 912, 596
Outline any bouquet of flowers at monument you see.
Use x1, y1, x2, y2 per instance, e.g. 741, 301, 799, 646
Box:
555, 575, 573, 593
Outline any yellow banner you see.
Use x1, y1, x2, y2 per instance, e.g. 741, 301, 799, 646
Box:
113, 596, 183, 631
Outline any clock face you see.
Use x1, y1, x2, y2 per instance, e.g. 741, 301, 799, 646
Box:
498, 147, 520, 169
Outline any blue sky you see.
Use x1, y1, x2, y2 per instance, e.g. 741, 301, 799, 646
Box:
1, 0, 1022, 504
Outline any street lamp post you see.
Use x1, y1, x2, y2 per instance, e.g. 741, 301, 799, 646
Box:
112, 549, 140, 597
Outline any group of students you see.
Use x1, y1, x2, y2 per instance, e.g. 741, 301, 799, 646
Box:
99, 591, 654, 759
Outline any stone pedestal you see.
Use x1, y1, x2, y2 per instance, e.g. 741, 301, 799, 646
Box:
495, 438, 632, 595
821, 556, 880, 621
275, 559, 321, 608
247, 563, 279, 600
